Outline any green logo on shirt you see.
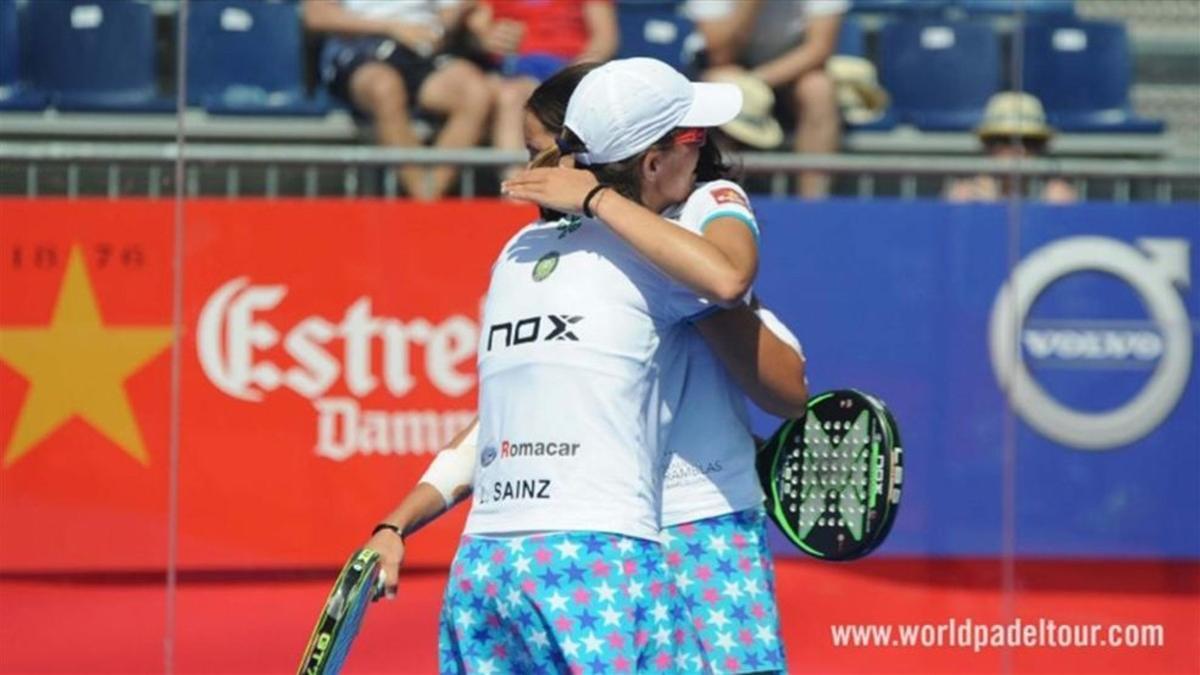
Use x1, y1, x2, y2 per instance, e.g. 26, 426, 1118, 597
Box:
533, 251, 559, 282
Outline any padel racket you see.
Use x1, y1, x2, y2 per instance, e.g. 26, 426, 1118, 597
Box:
757, 389, 903, 561
297, 548, 384, 675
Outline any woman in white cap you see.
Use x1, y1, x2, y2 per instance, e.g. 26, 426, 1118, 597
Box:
433, 57, 791, 673
368, 63, 800, 674
506, 58, 798, 673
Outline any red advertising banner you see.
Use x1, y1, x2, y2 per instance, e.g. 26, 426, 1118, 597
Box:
0, 199, 537, 571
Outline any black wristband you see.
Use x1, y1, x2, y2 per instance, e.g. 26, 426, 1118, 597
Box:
372, 523, 403, 540
583, 184, 610, 219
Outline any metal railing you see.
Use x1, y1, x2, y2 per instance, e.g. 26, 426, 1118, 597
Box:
1, 141, 1197, 202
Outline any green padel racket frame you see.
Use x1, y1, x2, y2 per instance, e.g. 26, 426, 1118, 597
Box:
757, 389, 903, 561
297, 548, 383, 675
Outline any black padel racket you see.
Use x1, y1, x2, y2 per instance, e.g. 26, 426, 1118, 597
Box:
757, 389, 903, 561
297, 548, 384, 675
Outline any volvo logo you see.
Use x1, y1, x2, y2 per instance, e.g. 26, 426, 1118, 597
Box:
989, 237, 1192, 450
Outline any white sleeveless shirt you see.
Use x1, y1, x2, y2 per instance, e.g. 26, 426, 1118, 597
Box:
654, 179, 792, 527
464, 213, 708, 540
660, 307, 802, 527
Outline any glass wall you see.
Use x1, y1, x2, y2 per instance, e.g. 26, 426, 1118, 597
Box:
0, 1, 1196, 673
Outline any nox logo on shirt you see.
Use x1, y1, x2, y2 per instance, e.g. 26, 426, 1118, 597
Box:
485, 314, 583, 351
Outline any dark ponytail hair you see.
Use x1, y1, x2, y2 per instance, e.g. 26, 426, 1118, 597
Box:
526, 63, 599, 138
525, 63, 601, 172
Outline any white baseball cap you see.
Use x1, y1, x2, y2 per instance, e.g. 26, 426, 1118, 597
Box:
563, 58, 743, 165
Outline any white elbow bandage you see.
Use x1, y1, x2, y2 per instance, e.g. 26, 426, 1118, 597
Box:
755, 307, 804, 358
418, 422, 479, 508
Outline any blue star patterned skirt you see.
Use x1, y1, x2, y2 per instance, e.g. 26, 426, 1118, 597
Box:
660, 507, 786, 674
438, 532, 708, 674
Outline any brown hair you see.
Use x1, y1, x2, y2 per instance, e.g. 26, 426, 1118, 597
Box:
526, 63, 599, 138
525, 63, 601, 172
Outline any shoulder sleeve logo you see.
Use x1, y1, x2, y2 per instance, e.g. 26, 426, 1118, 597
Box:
710, 187, 750, 209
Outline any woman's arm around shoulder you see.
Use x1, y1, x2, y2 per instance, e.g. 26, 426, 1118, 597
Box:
694, 303, 808, 418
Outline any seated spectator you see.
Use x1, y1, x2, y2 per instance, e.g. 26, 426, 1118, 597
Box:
946, 92, 1079, 204
710, 70, 784, 151
305, 0, 493, 200
466, 0, 617, 173
826, 55, 890, 127
683, 0, 846, 199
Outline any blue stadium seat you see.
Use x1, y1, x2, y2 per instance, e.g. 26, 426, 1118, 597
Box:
837, 16, 866, 56
27, 0, 171, 111
849, 0, 949, 14
834, 19, 899, 131
1021, 20, 1164, 133
187, 0, 328, 116
0, 0, 47, 110
955, 0, 1075, 15
879, 18, 1000, 130
615, 0, 702, 76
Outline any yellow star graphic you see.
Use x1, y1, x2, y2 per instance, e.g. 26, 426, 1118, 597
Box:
0, 245, 173, 467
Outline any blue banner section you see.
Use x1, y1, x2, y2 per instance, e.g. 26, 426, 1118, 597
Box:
749, 201, 1200, 559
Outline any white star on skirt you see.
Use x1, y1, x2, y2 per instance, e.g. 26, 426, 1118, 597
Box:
471, 561, 490, 579
554, 539, 581, 560
595, 581, 617, 603
708, 609, 730, 630
529, 629, 551, 650
651, 601, 669, 623
581, 632, 604, 654
708, 534, 730, 556
456, 608, 476, 629
743, 577, 762, 597
545, 591, 569, 612
675, 572, 694, 592
599, 606, 623, 627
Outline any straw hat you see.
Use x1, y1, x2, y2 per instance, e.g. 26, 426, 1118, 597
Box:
977, 91, 1053, 141
707, 71, 785, 150
827, 55, 890, 125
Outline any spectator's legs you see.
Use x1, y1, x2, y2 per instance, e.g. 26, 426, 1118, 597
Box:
418, 60, 494, 199
347, 62, 428, 199
492, 76, 540, 175
791, 69, 840, 199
